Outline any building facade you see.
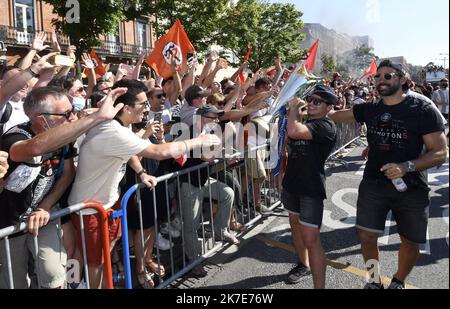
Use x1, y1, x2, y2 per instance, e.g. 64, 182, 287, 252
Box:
0, 0, 155, 65
300, 23, 374, 74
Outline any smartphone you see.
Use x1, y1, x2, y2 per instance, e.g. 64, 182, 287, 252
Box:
154, 112, 162, 123
53, 55, 74, 67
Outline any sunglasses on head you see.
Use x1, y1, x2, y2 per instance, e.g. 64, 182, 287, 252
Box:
306, 96, 326, 106
41, 108, 75, 120
374, 72, 398, 81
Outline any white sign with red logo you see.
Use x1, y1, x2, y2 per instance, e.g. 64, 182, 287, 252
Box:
162, 42, 183, 65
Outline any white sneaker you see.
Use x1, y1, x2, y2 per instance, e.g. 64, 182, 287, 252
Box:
160, 222, 181, 238
155, 233, 173, 251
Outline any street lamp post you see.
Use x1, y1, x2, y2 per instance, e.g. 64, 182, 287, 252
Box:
439, 53, 449, 70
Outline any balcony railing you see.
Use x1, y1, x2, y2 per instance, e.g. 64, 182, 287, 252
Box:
0, 26, 151, 58
94, 41, 152, 57
0, 25, 70, 48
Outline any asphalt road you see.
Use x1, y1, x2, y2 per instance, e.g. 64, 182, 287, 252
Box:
180, 142, 449, 290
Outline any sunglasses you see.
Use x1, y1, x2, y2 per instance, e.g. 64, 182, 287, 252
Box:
374, 73, 398, 81
305, 97, 326, 106
41, 108, 75, 120
156, 93, 166, 99
135, 100, 150, 108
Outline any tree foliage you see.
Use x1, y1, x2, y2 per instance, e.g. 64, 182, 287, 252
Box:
146, 0, 230, 54
320, 54, 336, 77
338, 46, 378, 78
220, 1, 305, 70
43, 0, 305, 70
43, 0, 152, 54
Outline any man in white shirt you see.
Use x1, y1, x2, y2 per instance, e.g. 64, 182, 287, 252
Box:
68, 79, 220, 289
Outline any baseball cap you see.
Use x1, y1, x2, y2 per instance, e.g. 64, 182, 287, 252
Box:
185, 85, 211, 105
310, 85, 338, 105
378, 59, 406, 76
196, 104, 224, 118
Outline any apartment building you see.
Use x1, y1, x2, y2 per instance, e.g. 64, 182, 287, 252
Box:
0, 0, 155, 65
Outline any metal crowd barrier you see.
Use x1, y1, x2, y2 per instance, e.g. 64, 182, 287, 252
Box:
0, 202, 113, 289
327, 122, 362, 165
116, 144, 281, 289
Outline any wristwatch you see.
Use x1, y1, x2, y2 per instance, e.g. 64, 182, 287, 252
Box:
27, 67, 39, 77
137, 169, 147, 176
406, 161, 416, 173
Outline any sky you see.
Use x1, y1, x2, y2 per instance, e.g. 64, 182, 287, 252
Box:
271, 0, 449, 67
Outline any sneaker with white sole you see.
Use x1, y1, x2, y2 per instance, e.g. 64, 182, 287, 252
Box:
154, 233, 173, 251
160, 222, 181, 238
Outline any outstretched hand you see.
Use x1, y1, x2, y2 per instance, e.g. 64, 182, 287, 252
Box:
32, 32, 50, 52
96, 87, 128, 120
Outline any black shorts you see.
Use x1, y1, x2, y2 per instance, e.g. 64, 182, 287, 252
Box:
281, 189, 325, 229
356, 178, 430, 244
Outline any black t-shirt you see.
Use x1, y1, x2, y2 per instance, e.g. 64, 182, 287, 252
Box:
0, 123, 76, 229
283, 117, 337, 199
353, 95, 446, 189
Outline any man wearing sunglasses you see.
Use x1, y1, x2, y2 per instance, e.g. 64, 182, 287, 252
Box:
329, 59, 447, 289
0, 87, 79, 289
282, 85, 337, 289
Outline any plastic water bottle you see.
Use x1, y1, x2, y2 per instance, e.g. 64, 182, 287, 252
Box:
392, 178, 408, 192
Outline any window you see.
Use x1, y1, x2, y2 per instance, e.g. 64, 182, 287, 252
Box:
14, 0, 35, 32
136, 21, 148, 48
107, 23, 121, 54
108, 23, 121, 44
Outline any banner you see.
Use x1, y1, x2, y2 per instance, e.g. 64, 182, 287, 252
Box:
304, 39, 319, 73
145, 19, 195, 79
361, 59, 378, 79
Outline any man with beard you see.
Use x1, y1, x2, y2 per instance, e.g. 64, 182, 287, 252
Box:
329, 59, 447, 289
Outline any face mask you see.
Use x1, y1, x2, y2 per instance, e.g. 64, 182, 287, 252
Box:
42, 116, 53, 131
71, 96, 86, 112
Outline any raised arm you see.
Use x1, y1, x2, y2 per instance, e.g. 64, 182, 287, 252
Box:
9, 88, 127, 163
328, 108, 356, 123
81, 53, 97, 98
132, 52, 147, 81
202, 58, 227, 89
168, 56, 182, 106
286, 98, 312, 140
17, 32, 50, 70
182, 56, 197, 97
198, 53, 214, 86
1, 52, 58, 108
